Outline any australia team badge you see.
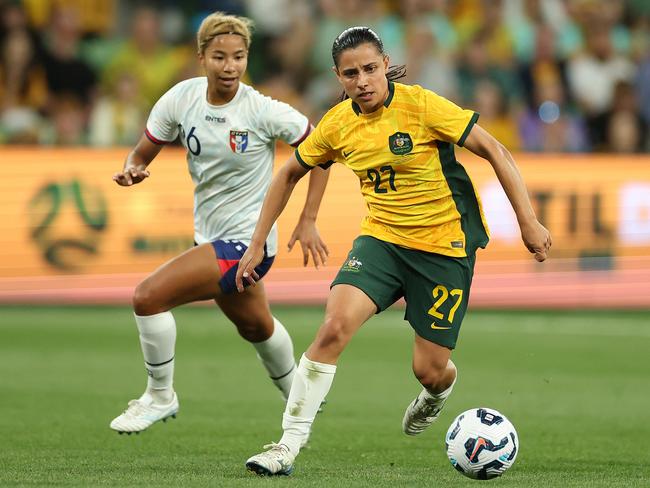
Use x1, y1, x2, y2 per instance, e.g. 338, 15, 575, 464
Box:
229, 130, 249, 153
389, 132, 413, 155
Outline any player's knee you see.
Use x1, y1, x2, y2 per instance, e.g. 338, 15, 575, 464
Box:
413, 363, 449, 391
236, 317, 273, 342
132, 280, 164, 316
313, 314, 352, 352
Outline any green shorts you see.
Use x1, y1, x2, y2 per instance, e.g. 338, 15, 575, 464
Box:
332, 235, 476, 349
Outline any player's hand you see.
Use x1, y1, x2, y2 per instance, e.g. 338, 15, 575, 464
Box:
521, 220, 552, 262
235, 245, 264, 292
287, 217, 329, 269
113, 167, 150, 186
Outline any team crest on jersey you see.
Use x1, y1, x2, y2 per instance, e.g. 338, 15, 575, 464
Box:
229, 130, 249, 153
389, 132, 413, 155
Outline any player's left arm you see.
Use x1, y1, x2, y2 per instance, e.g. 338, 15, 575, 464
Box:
288, 165, 331, 268
463, 124, 552, 262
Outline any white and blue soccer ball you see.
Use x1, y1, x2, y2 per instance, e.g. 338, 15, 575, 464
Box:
445, 407, 519, 480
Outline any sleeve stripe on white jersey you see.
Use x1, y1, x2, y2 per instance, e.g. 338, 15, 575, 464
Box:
290, 122, 313, 147
145, 128, 171, 145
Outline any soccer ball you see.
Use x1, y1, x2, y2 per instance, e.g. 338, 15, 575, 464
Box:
445, 407, 519, 480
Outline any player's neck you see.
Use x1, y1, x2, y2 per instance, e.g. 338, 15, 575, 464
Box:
360, 99, 384, 114
358, 82, 389, 114
206, 84, 239, 106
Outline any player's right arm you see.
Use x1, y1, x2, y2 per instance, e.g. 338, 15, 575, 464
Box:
112, 134, 162, 186
236, 153, 310, 291
115, 81, 181, 187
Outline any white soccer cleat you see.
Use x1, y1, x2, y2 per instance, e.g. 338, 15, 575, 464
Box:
402, 388, 448, 436
110, 392, 179, 434
246, 443, 295, 476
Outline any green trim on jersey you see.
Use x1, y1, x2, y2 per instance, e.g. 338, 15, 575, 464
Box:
383, 80, 395, 108
458, 112, 480, 147
295, 148, 335, 171
351, 81, 395, 116
294, 149, 313, 170
437, 141, 489, 255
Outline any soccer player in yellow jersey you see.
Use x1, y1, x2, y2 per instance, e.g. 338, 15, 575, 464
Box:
237, 27, 552, 475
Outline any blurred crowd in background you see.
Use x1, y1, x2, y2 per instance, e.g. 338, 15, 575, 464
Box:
1, 0, 650, 152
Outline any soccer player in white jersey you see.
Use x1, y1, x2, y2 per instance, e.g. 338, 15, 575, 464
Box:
109, 12, 330, 434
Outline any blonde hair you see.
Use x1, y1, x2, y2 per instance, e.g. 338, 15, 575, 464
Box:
196, 12, 253, 54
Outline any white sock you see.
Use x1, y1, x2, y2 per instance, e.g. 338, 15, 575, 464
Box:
422, 374, 457, 404
279, 354, 336, 454
252, 317, 296, 400
135, 311, 176, 403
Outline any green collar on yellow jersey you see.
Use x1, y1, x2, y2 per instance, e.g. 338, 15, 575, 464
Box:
351, 80, 395, 116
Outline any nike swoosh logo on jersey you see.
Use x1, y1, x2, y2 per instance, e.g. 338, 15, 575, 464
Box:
343, 150, 354, 158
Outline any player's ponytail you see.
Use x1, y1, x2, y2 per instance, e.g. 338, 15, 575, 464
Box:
386, 65, 407, 83
331, 26, 406, 102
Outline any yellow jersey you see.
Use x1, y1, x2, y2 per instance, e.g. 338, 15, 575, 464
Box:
296, 81, 489, 257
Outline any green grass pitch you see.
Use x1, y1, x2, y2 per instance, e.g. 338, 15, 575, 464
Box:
1, 305, 649, 487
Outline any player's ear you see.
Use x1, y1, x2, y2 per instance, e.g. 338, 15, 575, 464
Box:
383, 54, 389, 71
332, 65, 343, 85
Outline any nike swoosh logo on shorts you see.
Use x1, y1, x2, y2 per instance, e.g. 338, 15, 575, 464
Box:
430, 323, 451, 330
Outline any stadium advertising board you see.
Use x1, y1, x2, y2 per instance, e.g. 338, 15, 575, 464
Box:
1, 147, 649, 307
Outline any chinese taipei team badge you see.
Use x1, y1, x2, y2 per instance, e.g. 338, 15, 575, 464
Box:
230, 130, 249, 153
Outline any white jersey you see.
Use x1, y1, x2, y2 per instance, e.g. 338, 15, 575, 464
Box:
145, 77, 310, 256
